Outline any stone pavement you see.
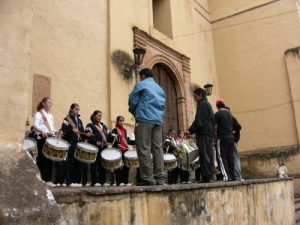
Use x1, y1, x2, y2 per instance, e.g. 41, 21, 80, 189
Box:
296, 194, 300, 225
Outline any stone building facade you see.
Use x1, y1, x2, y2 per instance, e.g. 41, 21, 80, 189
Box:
1, 0, 300, 223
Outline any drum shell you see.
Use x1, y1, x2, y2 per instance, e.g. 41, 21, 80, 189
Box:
42, 137, 69, 161
124, 151, 139, 168
23, 137, 38, 160
164, 154, 178, 171
175, 142, 199, 170
74, 142, 98, 164
101, 148, 123, 170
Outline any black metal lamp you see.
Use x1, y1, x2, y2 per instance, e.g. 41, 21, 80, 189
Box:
133, 47, 146, 66
204, 83, 213, 96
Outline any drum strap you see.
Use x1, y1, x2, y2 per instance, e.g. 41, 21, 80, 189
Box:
66, 115, 80, 139
66, 115, 77, 128
40, 110, 52, 134
95, 124, 107, 144
116, 127, 128, 150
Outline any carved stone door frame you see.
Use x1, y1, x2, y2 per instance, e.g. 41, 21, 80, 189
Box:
133, 27, 194, 130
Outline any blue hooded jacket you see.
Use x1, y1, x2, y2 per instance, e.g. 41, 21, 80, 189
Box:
128, 77, 166, 125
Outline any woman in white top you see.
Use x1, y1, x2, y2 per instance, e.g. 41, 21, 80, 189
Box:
33, 97, 56, 185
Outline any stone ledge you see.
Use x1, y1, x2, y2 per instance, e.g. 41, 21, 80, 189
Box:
51, 178, 293, 203
240, 144, 300, 159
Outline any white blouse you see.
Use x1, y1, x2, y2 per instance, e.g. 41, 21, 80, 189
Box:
34, 109, 56, 136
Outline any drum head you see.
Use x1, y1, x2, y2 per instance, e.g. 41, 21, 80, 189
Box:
124, 150, 138, 158
77, 142, 98, 153
164, 153, 176, 162
23, 138, 36, 150
101, 148, 121, 161
46, 137, 69, 150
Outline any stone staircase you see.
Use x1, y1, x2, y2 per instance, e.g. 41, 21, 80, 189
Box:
296, 195, 300, 225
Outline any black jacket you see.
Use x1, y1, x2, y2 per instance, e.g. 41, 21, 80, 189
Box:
86, 122, 113, 150
189, 98, 214, 137
163, 136, 177, 154
111, 127, 135, 149
232, 116, 242, 143
61, 112, 85, 143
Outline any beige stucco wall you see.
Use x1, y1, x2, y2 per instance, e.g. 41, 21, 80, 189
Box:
55, 179, 295, 225
0, 0, 32, 147
210, 0, 300, 151
27, 0, 108, 129
209, 0, 279, 21
109, 0, 220, 132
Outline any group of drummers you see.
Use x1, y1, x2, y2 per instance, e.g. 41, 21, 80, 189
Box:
25, 97, 140, 187
24, 97, 201, 187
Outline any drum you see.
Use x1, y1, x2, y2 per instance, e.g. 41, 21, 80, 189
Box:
187, 157, 200, 171
23, 138, 38, 160
163, 154, 177, 171
74, 142, 98, 163
101, 148, 122, 170
124, 150, 139, 168
175, 142, 199, 171
42, 137, 69, 161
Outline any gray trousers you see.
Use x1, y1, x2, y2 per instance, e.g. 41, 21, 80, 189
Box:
135, 123, 165, 184
233, 143, 242, 180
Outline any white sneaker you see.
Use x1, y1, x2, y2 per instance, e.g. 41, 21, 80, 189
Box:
84, 183, 91, 187
187, 181, 192, 184
126, 183, 132, 187
94, 183, 101, 187
112, 183, 117, 187
103, 183, 110, 187
119, 183, 125, 186
70, 183, 82, 187
62, 183, 67, 187
46, 182, 56, 187
181, 182, 187, 184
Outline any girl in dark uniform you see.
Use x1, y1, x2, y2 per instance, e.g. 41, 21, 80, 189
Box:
85, 110, 113, 186
111, 116, 135, 186
61, 103, 88, 187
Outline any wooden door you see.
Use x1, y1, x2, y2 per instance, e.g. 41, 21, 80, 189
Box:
152, 64, 179, 137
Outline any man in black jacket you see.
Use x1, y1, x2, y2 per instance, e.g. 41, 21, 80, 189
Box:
186, 88, 215, 182
214, 100, 236, 181
225, 106, 242, 181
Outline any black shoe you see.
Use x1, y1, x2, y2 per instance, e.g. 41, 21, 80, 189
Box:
136, 181, 156, 186
200, 179, 213, 183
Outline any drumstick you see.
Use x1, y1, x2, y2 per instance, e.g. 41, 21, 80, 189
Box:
166, 145, 170, 154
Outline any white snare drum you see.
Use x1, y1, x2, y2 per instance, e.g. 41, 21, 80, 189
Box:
43, 137, 69, 161
175, 142, 199, 171
124, 150, 139, 168
101, 148, 122, 170
74, 142, 98, 164
23, 138, 38, 160
163, 154, 177, 171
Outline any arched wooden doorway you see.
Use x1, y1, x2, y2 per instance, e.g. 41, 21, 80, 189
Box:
152, 63, 179, 137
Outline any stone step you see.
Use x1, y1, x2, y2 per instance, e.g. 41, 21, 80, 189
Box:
296, 202, 300, 212
295, 196, 300, 224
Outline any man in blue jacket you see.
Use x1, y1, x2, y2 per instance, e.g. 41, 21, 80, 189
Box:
128, 68, 166, 185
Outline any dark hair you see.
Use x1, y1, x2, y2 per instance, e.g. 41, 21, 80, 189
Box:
70, 103, 79, 111
193, 88, 206, 99
224, 106, 230, 111
139, 68, 153, 78
168, 128, 175, 134
116, 115, 125, 122
37, 97, 51, 111
216, 103, 226, 108
90, 110, 102, 124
